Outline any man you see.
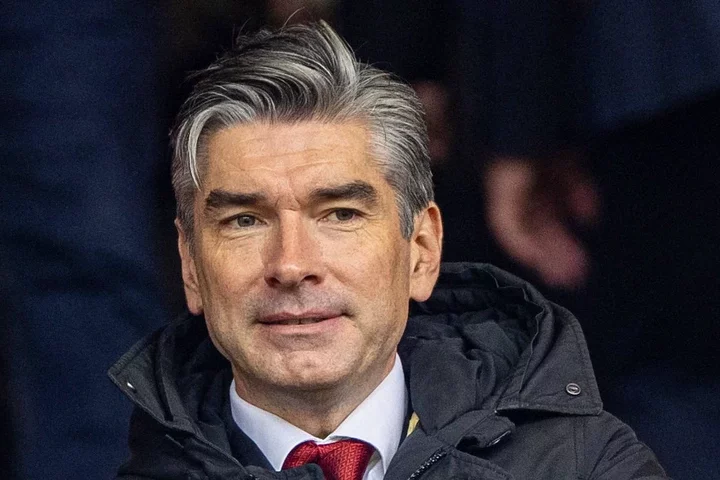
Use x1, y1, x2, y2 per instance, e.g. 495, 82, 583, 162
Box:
109, 22, 667, 479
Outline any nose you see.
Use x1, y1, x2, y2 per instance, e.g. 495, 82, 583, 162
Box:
264, 214, 323, 289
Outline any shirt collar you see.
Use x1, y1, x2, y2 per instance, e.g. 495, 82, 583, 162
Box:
229, 354, 408, 473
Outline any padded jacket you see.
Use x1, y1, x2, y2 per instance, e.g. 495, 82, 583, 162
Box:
109, 263, 668, 479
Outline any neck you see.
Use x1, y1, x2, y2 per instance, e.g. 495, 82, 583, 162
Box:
232, 360, 394, 438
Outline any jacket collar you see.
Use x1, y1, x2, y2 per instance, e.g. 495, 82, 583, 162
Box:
399, 263, 602, 435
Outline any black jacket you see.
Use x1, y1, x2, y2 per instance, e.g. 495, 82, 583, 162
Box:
109, 263, 668, 479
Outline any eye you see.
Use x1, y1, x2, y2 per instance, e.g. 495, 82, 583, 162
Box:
329, 209, 358, 222
233, 215, 258, 227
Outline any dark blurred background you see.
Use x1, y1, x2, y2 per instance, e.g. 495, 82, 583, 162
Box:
2, 1, 719, 478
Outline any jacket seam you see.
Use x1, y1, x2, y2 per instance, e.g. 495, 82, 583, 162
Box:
576, 415, 585, 480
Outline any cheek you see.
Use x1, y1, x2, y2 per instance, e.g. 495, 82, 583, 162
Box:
328, 232, 407, 287
342, 236, 412, 320
196, 244, 259, 309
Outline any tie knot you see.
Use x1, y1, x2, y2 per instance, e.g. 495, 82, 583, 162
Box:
283, 439, 375, 480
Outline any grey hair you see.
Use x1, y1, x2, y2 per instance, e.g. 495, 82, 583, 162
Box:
171, 21, 433, 242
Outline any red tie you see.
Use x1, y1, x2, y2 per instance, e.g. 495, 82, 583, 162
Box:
282, 439, 375, 480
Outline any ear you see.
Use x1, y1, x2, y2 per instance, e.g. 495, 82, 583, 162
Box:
409, 202, 443, 302
176, 219, 204, 315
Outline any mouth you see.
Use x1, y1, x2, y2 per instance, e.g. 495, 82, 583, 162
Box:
269, 317, 328, 326
258, 311, 343, 326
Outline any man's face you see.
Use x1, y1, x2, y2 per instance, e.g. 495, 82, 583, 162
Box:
178, 121, 441, 402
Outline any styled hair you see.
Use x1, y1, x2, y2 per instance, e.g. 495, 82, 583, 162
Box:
171, 21, 433, 242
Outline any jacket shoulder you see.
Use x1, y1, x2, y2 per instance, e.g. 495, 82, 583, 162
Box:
579, 411, 669, 479
479, 410, 668, 479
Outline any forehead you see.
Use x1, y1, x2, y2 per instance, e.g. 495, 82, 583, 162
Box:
202, 121, 386, 192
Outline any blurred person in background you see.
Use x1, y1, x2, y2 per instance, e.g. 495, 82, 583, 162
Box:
1, 2, 171, 478
461, 2, 720, 478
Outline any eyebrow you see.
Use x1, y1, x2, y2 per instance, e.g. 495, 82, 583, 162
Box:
309, 181, 379, 207
204, 190, 267, 213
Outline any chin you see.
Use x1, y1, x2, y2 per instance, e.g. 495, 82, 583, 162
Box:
273, 359, 352, 392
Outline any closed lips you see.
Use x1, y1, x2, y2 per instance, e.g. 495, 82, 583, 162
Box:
258, 311, 342, 325
274, 317, 326, 325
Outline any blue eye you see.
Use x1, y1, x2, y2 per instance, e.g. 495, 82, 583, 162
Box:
234, 215, 257, 227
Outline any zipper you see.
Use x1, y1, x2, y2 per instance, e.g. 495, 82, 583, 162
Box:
487, 430, 511, 447
407, 450, 447, 480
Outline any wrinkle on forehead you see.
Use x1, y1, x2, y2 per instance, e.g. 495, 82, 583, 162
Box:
208, 121, 371, 173
222, 158, 358, 177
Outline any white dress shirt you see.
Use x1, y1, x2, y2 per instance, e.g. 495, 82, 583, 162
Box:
229, 354, 408, 480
